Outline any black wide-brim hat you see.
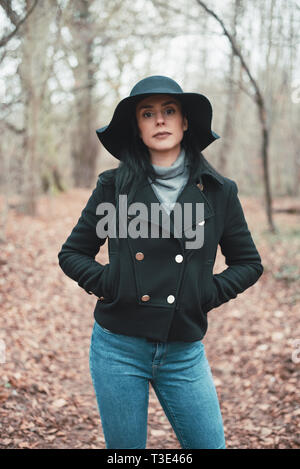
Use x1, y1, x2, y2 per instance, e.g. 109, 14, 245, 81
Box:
96, 75, 220, 160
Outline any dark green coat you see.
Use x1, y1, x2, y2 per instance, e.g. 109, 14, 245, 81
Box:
58, 166, 263, 342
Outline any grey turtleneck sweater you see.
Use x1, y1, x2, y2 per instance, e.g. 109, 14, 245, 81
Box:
147, 146, 190, 215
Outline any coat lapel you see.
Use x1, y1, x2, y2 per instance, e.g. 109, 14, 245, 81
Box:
126, 166, 223, 248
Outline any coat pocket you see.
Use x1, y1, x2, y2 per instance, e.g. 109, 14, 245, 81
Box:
201, 261, 218, 314
202, 280, 218, 314
102, 252, 119, 300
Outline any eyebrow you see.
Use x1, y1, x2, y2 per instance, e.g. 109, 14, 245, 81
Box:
137, 100, 179, 111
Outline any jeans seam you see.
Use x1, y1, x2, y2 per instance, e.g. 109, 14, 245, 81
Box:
89, 336, 98, 403
89, 332, 111, 448
161, 342, 168, 365
153, 383, 189, 449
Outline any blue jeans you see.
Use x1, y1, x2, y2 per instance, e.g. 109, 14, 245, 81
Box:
89, 320, 226, 449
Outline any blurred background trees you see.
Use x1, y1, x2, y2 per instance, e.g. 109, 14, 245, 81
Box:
0, 0, 299, 228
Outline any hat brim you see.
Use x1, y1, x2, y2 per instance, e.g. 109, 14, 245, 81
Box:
96, 92, 220, 160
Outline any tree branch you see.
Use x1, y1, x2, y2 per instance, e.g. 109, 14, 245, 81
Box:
4, 121, 24, 134
195, 0, 264, 107
0, 0, 40, 48
0, 0, 20, 25
195, 0, 274, 231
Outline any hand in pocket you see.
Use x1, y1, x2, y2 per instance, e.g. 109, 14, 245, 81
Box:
102, 263, 113, 299
202, 276, 218, 314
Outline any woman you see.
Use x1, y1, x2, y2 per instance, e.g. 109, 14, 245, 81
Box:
58, 75, 264, 449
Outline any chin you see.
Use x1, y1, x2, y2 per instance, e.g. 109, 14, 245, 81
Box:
151, 148, 174, 155
151, 142, 179, 152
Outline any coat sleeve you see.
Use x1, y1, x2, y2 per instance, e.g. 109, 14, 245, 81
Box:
57, 174, 109, 298
211, 180, 264, 308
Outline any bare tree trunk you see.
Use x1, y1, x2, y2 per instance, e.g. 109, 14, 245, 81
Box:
18, 0, 39, 215
0, 147, 8, 243
196, 0, 275, 232
288, 4, 300, 196
68, 0, 98, 188
0, 138, 18, 242
15, 0, 55, 215
219, 0, 243, 175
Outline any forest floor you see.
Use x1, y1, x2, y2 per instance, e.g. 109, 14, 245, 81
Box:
0, 187, 299, 449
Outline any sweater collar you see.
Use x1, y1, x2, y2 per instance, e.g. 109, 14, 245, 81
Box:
150, 147, 188, 180
141, 149, 224, 187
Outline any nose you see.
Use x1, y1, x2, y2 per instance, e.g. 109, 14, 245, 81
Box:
155, 111, 165, 125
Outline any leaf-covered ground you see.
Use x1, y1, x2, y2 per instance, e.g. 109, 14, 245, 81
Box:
0, 188, 299, 449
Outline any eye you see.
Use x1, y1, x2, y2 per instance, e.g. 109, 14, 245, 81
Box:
142, 111, 153, 118
165, 108, 175, 115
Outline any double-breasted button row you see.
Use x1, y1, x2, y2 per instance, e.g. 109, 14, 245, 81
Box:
136, 252, 184, 263
141, 294, 175, 304
136, 252, 181, 304
99, 288, 176, 306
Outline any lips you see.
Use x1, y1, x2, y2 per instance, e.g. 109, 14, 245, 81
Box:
153, 132, 171, 138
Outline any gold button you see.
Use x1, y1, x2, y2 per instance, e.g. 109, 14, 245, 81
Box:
135, 252, 144, 261
141, 295, 150, 302
197, 182, 204, 191
98, 296, 105, 301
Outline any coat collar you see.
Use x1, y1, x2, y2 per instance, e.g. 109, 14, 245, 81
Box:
137, 161, 224, 189
125, 164, 223, 249
192, 163, 224, 186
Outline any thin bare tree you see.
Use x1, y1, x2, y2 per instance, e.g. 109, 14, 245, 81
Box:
195, 0, 275, 232
218, 0, 243, 175
17, 0, 56, 214
0, 0, 39, 47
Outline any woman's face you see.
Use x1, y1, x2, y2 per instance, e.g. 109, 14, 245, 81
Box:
135, 94, 188, 160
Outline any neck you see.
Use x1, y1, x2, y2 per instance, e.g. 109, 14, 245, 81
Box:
149, 144, 181, 167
